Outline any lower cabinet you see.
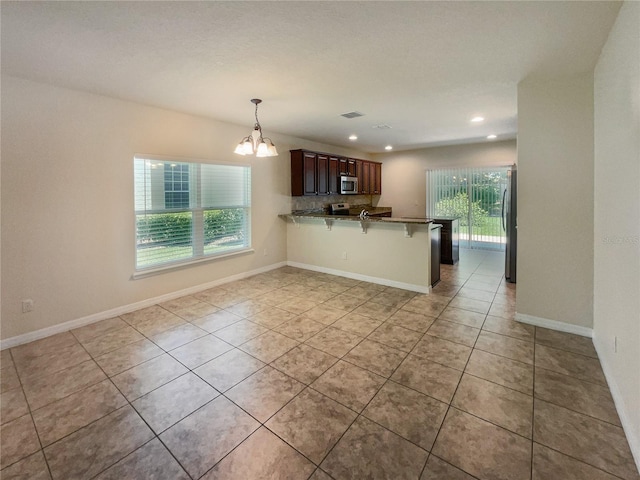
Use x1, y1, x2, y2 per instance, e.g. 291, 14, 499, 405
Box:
430, 224, 442, 287
433, 218, 460, 265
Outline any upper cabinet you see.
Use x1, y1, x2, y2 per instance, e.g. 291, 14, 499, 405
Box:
328, 156, 340, 195
355, 159, 381, 195
372, 162, 382, 195
356, 160, 369, 194
316, 154, 330, 195
338, 158, 356, 176
301, 151, 316, 195
291, 149, 382, 197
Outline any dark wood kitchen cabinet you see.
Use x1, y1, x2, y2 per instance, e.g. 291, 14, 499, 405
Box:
338, 158, 357, 176
291, 149, 382, 196
433, 217, 460, 265
316, 154, 329, 195
372, 162, 381, 194
355, 160, 382, 195
291, 150, 327, 196
347, 159, 357, 176
302, 151, 316, 195
358, 160, 371, 194
339, 158, 347, 175
328, 156, 339, 195
430, 224, 442, 286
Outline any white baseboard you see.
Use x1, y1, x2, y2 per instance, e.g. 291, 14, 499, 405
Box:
286, 261, 430, 294
592, 333, 640, 474
0, 261, 287, 350
515, 312, 593, 338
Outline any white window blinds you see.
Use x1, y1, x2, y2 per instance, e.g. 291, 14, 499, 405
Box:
427, 166, 508, 249
134, 157, 251, 271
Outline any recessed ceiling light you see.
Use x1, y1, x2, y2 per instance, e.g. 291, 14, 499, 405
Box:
385, 145, 393, 151
487, 134, 497, 140
471, 116, 485, 123
349, 134, 358, 141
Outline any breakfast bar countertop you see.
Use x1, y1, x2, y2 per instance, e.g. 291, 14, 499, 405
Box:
348, 206, 393, 216
281, 212, 434, 225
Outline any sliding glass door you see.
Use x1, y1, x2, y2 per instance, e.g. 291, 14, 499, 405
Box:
427, 167, 509, 250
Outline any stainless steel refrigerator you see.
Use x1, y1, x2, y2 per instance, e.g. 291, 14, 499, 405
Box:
502, 166, 517, 283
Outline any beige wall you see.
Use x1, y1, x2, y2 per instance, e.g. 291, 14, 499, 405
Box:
516, 74, 595, 329
593, 0, 640, 466
0, 76, 366, 341
286, 218, 431, 291
371, 140, 517, 217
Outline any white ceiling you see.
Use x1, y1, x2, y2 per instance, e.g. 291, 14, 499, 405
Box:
1, 1, 621, 153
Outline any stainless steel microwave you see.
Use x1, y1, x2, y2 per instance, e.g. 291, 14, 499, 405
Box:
340, 176, 358, 194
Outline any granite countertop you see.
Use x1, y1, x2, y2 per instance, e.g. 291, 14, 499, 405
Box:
281, 212, 433, 225
348, 206, 393, 216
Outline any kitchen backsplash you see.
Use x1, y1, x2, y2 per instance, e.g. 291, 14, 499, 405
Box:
291, 195, 377, 212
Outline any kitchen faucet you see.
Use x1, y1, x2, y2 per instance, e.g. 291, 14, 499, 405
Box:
359, 209, 369, 219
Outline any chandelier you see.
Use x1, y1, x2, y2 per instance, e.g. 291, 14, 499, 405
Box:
233, 98, 278, 157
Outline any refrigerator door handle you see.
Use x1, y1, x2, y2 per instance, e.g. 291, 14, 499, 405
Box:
501, 188, 507, 231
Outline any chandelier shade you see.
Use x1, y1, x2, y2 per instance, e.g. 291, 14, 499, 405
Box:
234, 98, 278, 157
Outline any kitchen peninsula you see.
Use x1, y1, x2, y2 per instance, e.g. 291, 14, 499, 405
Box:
280, 212, 435, 293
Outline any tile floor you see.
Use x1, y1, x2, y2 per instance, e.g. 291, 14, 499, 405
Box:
1, 250, 638, 479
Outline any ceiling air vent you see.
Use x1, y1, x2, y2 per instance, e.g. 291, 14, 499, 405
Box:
341, 111, 364, 119
372, 124, 392, 129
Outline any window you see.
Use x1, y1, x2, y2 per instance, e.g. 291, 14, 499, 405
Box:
134, 156, 251, 271
163, 163, 190, 209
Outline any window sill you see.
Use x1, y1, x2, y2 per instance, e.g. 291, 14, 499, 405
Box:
131, 248, 255, 280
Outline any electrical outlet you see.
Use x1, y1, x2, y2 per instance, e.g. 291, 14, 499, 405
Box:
341, 251, 348, 260
22, 299, 34, 313
263, 248, 268, 256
